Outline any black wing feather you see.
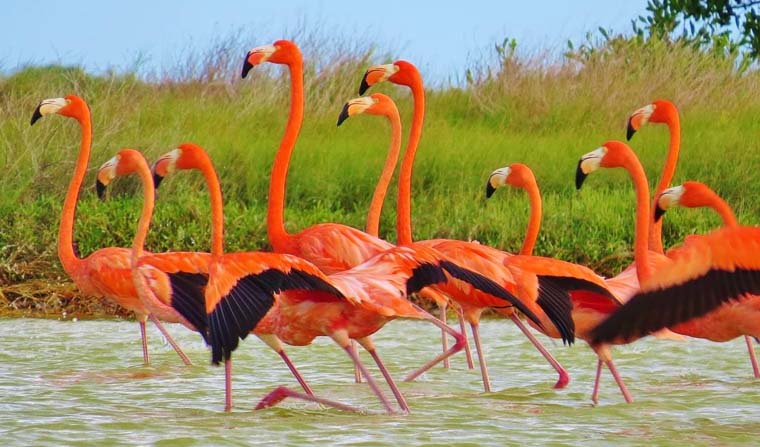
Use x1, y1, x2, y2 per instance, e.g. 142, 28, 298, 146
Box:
590, 267, 760, 345
535, 277, 576, 345
168, 272, 209, 342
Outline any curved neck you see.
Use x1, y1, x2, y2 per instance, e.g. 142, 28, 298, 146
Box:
621, 153, 654, 282
703, 193, 738, 228
396, 77, 425, 245
59, 112, 92, 271
365, 108, 403, 237
520, 181, 542, 256
267, 59, 303, 250
131, 157, 157, 266
198, 157, 225, 256
649, 112, 681, 254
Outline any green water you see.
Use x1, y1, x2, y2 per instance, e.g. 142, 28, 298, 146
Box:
1, 318, 758, 446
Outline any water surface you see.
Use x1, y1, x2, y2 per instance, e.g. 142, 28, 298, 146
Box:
1, 318, 757, 446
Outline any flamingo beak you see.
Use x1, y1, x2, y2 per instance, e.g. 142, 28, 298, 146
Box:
30, 97, 69, 125
485, 167, 510, 198
242, 45, 277, 78
654, 204, 667, 222
358, 64, 397, 95
96, 155, 119, 200
626, 104, 654, 141
336, 97, 376, 126
653, 185, 684, 222
575, 147, 606, 190
152, 148, 181, 188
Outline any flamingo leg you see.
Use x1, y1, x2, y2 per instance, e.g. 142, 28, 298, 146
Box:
351, 340, 363, 383
470, 322, 492, 392
744, 336, 760, 379
591, 358, 603, 404
440, 304, 450, 369
403, 304, 466, 382
256, 334, 314, 396
139, 319, 150, 366
356, 336, 410, 413
225, 358, 232, 412
148, 314, 193, 366
604, 357, 633, 404
454, 305, 475, 370
508, 314, 569, 389
254, 385, 363, 413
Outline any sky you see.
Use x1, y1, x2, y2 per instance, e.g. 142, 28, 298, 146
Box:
4, 1, 650, 83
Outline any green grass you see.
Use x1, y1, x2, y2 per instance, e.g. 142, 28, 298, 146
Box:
1, 32, 758, 299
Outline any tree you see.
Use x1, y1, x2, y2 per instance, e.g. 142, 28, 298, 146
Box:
634, 0, 760, 61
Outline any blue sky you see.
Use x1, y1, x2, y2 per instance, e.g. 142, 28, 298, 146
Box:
4, 1, 649, 82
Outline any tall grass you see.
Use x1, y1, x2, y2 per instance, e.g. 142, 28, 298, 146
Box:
1, 29, 758, 297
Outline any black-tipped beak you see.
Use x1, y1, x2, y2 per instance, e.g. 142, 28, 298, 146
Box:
96, 180, 107, 200
626, 118, 636, 141
485, 182, 496, 198
575, 160, 588, 190
153, 172, 165, 189
336, 102, 350, 126
654, 204, 666, 222
241, 54, 254, 79
31, 105, 43, 126
359, 70, 371, 95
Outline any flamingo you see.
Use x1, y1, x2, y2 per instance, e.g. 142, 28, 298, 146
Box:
644, 181, 759, 376
97, 146, 326, 412
152, 143, 543, 414
578, 144, 760, 375
241, 40, 467, 377
29, 95, 191, 366
336, 92, 471, 371
359, 61, 574, 392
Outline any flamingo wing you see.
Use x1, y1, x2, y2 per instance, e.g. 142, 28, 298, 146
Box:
590, 226, 760, 345
205, 252, 345, 364
293, 223, 394, 274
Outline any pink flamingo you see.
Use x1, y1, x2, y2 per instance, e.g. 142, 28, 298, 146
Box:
30, 95, 191, 366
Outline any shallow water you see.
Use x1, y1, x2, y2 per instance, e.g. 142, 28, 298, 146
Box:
1, 318, 758, 446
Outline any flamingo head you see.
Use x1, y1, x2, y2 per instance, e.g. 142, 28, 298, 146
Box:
486, 163, 535, 198
626, 99, 677, 140
576, 141, 633, 189
654, 184, 686, 222
336, 93, 396, 126
96, 149, 144, 199
359, 60, 419, 94
152, 142, 210, 188
242, 39, 301, 78
31, 94, 88, 125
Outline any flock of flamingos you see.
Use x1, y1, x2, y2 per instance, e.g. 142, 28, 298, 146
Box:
28, 39, 760, 414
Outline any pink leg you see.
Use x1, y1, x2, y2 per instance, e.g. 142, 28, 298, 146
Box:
403, 304, 466, 382
351, 340, 363, 383
225, 359, 232, 412
591, 358, 603, 404
744, 336, 760, 378
276, 349, 314, 396
357, 337, 409, 413
604, 358, 633, 403
470, 322, 491, 392
454, 305, 475, 370
139, 320, 150, 366
509, 314, 569, 389
148, 314, 193, 366
340, 343, 396, 414
440, 304, 450, 369
255, 385, 362, 413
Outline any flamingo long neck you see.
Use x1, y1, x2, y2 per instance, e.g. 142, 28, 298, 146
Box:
58, 111, 92, 272
705, 193, 738, 228
131, 157, 156, 266
649, 110, 681, 254
396, 74, 425, 246
365, 107, 402, 237
520, 180, 542, 256
622, 151, 654, 282
267, 58, 304, 251
197, 156, 225, 256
